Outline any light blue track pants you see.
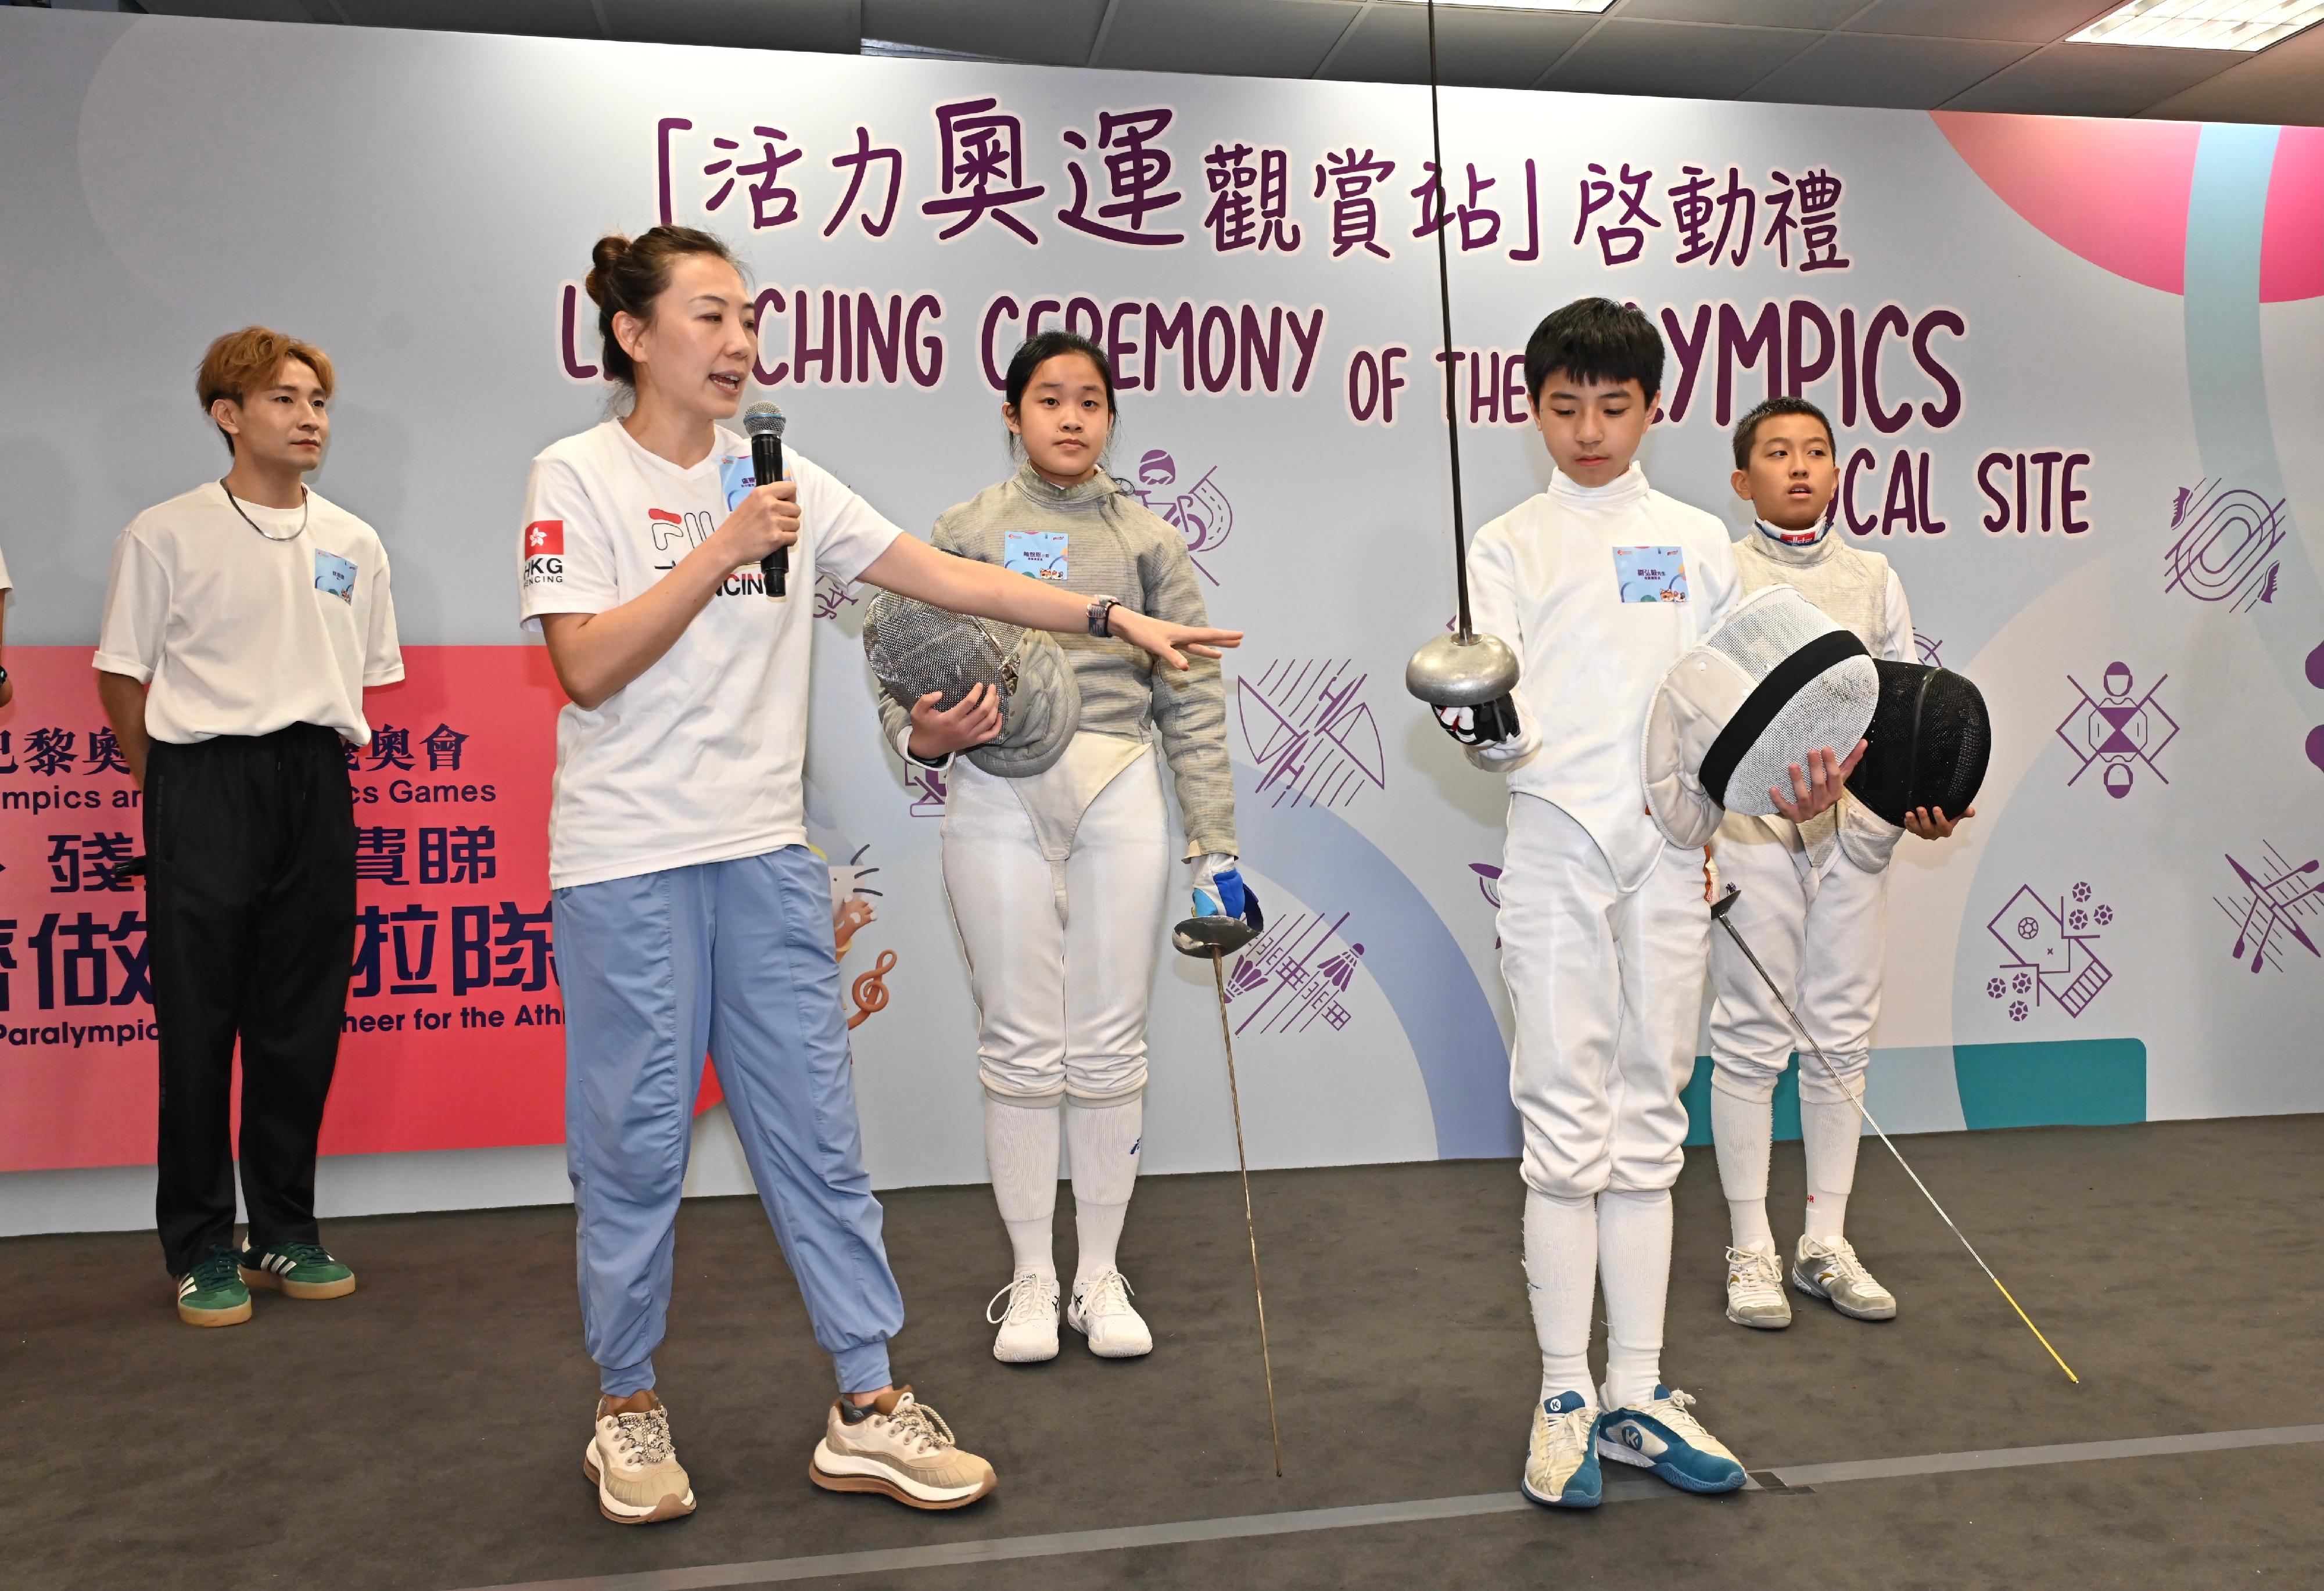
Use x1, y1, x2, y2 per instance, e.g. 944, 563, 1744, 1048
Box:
555, 846, 903, 1398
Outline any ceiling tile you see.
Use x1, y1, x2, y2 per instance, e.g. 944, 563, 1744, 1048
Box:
336, 0, 603, 37
1844, 0, 2116, 45
862, 0, 1109, 68
1319, 4, 1598, 89
1941, 41, 2246, 116
1748, 32, 2032, 107
1540, 18, 1820, 99
598, 0, 858, 52
1615, 0, 1860, 25
1093, 0, 1362, 80
2140, 21, 2324, 124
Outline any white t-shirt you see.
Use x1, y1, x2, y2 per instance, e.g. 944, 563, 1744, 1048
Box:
1468, 465, 1740, 892
94, 483, 403, 745
518, 420, 904, 890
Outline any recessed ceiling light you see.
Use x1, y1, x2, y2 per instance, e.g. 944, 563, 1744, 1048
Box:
2069, 0, 2324, 50
1380, 1, 1618, 13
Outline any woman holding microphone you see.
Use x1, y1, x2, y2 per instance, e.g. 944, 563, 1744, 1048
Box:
520, 227, 1238, 1525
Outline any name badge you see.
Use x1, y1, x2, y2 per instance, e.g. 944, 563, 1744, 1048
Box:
1004, 529, 1069, 581
1612, 545, 1688, 604
719, 453, 756, 512
314, 550, 357, 602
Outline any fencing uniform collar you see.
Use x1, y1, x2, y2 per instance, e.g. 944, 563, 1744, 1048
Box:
1548, 462, 1651, 512
1011, 461, 1120, 513
1754, 516, 1834, 554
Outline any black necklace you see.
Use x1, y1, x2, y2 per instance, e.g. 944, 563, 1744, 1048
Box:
220, 478, 307, 542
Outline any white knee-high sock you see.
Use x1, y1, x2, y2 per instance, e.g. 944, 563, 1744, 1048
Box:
1523, 1190, 1599, 1406
1800, 1094, 1863, 1244
1710, 1086, 1776, 1252
1597, 1188, 1673, 1409
984, 1093, 1061, 1279
1067, 1094, 1142, 1284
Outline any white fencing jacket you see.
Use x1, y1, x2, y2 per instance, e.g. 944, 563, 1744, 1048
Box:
1466, 464, 1740, 891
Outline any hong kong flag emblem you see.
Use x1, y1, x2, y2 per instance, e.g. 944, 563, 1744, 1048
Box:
525, 520, 564, 556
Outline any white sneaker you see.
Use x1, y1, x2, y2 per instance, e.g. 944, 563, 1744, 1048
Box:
1724, 1242, 1792, 1330
1066, 1267, 1153, 1357
1520, 1390, 1603, 1509
1792, 1234, 1898, 1321
985, 1269, 1061, 1363
583, 1395, 696, 1525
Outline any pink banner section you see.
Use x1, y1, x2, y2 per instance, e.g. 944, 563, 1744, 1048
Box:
0, 646, 569, 1172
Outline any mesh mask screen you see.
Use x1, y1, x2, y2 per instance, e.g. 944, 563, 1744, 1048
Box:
1846, 660, 1991, 824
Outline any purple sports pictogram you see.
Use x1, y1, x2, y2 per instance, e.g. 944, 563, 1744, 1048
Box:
1236, 658, 1387, 809
1986, 879, 2116, 1018
2058, 662, 2177, 798
2214, 841, 2324, 975
1122, 450, 1234, 585
1222, 908, 1366, 1036
2164, 480, 2284, 613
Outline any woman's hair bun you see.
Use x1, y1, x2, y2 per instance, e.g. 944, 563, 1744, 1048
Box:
584, 233, 632, 307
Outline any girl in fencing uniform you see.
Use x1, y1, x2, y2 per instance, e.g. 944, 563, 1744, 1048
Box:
883, 331, 1252, 1364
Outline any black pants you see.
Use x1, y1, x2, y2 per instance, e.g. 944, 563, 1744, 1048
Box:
147, 724, 356, 1278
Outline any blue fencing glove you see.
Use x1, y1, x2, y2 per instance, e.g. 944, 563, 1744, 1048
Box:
1192, 853, 1261, 929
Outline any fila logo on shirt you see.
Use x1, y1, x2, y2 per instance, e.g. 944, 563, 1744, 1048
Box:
522, 519, 564, 587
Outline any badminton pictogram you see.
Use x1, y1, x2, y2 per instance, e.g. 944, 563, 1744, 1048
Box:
1224, 908, 1366, 1035
2164, 479, 2284, 613
2215, 842, 2324, 975
2057, 662, 2176, 799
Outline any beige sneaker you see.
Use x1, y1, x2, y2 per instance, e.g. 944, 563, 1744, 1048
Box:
583, 1395, 697, 1525
809, 1387, 997, 1510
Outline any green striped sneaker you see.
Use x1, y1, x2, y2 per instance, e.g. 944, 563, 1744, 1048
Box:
239, 1241, 357, 1301
177, 1247, 252, 1327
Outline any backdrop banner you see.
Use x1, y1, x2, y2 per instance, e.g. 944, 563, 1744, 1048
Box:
1, 9, 2318, 1195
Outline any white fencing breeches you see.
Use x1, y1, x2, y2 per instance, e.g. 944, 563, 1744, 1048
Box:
1708, 812, 1889, 1108
941, 739, 1170, 1104
1500, 794, 1710, 1201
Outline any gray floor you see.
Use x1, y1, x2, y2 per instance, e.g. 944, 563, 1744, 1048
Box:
12, 1115, 2323, 1591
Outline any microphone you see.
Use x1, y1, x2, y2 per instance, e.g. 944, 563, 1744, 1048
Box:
744, 401, 788, 602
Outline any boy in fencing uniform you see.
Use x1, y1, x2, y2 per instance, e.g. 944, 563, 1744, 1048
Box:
1433, 303, 1860, 1509
1708, 397, 1972, 1331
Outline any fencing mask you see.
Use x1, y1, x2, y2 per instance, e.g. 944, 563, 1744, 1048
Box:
1642, 584, 1881, 849
862, 592, 1080, 778
1837, 659, 1991, 867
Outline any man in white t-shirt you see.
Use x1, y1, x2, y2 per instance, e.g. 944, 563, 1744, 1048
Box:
96, 327, 402, 1329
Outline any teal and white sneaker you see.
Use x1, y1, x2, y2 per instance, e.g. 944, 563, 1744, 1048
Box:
1520, 1390, 1602, 1509
239, 1241, 357, 1301
1597, 1385, 1747, 1494
176, 1247, 252, 1327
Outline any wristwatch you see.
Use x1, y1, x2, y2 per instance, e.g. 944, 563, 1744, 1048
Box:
1086, 595, 1119, 638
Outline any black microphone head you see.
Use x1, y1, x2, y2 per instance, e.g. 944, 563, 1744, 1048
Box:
744, 401, 786, 439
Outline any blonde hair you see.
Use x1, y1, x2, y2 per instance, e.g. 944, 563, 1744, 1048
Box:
197, 326, 335, 455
